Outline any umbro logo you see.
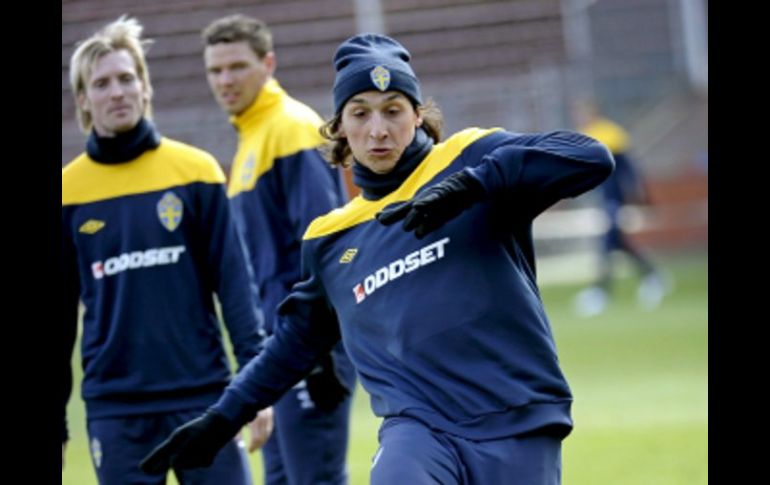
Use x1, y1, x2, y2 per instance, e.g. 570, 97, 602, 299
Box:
79, 219, 105, 234
339, 248, 358, 264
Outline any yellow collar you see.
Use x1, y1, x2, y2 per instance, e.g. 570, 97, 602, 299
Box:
231, 78, 284, 130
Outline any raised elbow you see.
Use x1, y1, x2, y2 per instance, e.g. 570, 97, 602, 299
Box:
596, 143, 615, 179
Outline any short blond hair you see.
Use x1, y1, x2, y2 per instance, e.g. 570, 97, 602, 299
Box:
69, 15, 154, 133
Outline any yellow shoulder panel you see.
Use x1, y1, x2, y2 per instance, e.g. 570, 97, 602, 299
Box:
303, 127, 501, 240
272, 99, 326, 159
62, 138, 225, 206
581, 118, 630, 154
227, 103, 325, 198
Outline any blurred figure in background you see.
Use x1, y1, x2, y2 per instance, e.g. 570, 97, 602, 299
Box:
61, 16, 271, 484
571, 99, 669, 317
201, 14, 355, 485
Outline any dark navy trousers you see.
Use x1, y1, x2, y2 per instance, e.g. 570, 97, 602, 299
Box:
262, 379, 353, 485
371, 416, 563, 485
86, 408, 252, 485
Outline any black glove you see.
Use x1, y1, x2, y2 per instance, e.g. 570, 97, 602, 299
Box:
139, 410, 241, 474
305, 355, 350, 412
376, 170, 486, 238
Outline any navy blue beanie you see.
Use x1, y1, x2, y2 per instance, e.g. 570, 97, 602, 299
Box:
332, 33, 422, 114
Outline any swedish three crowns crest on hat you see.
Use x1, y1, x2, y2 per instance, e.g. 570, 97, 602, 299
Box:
370, 66, 391, 91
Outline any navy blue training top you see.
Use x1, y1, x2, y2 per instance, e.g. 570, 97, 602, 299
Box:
61, 123, 264, 441
214, 127, 613, 440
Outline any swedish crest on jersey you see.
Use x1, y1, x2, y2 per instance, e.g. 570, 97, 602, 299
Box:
370, 66, 391, 91
157, 191, 183, 231
240, 152, 256, 186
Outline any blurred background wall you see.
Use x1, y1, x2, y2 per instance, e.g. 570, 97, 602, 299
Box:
62, 0, 708, 254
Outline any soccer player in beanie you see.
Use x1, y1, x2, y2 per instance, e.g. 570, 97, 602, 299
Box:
201, 14, 355, 485
142, 33, 614, 484
62, 16, 271, 484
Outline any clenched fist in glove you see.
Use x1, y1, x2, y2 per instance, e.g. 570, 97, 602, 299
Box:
305, 354, 351, 412
376, 170, 486, 238
140, 410, 241, 474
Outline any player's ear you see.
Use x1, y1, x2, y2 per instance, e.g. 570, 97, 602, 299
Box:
78, 92, 90, 113
263, 52, 276, 76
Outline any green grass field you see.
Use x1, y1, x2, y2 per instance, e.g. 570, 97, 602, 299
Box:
63, 250, 707, 484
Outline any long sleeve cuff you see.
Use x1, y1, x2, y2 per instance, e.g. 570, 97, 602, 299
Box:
211, 389, 260, 427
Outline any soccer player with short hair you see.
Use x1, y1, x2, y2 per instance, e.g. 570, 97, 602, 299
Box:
200, 14, 355, 485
